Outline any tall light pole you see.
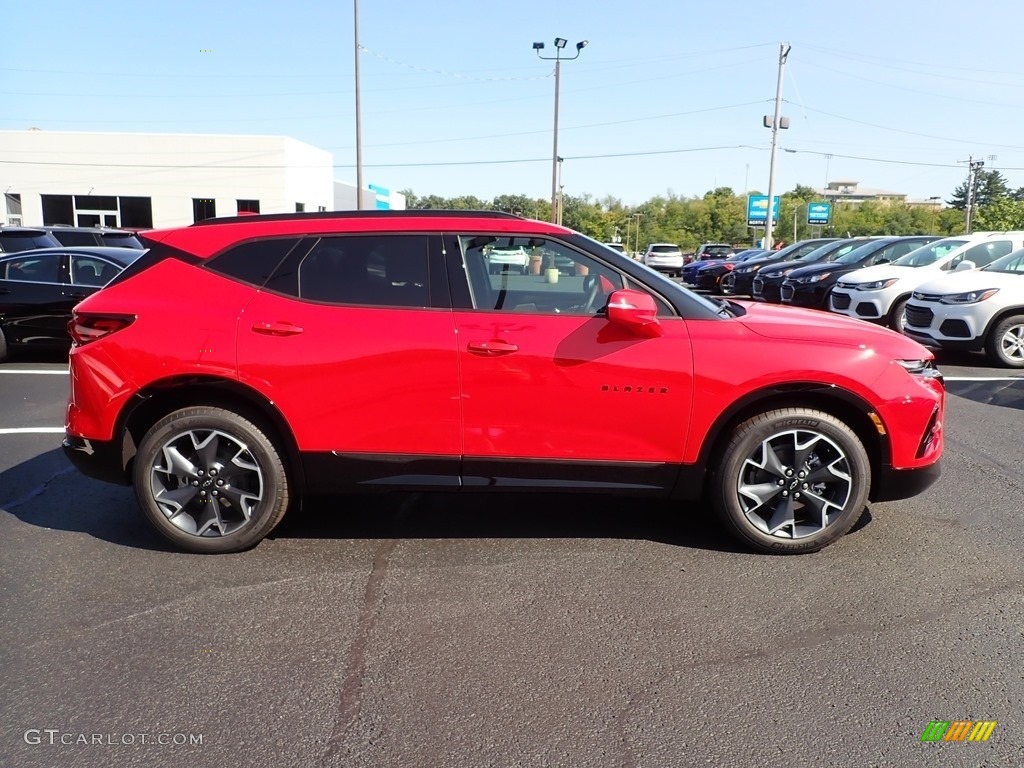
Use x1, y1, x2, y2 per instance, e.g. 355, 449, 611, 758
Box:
534, 38, 588, 223
763, 43, 791, 249
354, 0, 364, 209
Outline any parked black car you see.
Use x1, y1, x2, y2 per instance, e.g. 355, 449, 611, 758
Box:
0, 227, 61, 254
751, 238, 878, 303
780, 236, 941, 309
685, 248, 766, 286
0, 246, 143, 361
42, 225, 144, 249
721, 238, 840, 296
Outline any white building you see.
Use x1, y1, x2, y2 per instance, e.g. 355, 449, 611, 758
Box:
1, 129, 403, 229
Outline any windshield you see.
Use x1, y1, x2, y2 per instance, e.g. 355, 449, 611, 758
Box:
834, 240, 890, 265
982, 248, 1024, 274
891, 238, 968, 267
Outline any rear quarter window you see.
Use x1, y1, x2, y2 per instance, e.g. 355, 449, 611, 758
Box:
205, 238, 301, 287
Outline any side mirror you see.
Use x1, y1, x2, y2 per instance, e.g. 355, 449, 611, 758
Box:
606, 289, 663, 338
876, 258, 890, 265
954, 260, 976, 271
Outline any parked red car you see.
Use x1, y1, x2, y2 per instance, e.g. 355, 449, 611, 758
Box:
64, 211, 944, 555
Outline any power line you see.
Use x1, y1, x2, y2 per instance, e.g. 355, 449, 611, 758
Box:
785, 103, 1024, 150
795, 42, 1024, 79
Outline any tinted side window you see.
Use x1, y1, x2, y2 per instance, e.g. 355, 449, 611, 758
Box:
965, 240, 1012, 267
52, 231, 98, 246
0, 253, 62, 282
70, 255, 121, 286
297, 235, 429, 308
206, 238, 300, 287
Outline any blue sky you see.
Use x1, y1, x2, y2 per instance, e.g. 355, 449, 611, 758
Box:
5, 0, 1024, 206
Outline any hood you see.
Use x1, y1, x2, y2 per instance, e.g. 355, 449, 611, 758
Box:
914, 269, 1020, 296
759, 259, 808, 277
733, 301, 931, 358
839, 264, 924, 284
787, 260, 866, 278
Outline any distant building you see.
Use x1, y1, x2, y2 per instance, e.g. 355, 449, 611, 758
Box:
0, 129, 403, 229
815, 180, 907, 205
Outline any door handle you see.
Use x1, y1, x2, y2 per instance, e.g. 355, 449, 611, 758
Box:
252, 321, 304, 336
63, 292, 88, 300
467, 340, 518, 356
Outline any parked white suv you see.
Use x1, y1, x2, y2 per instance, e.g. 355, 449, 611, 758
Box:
642, 243, 684, 277
829, 232, 1024, 330
903, 247, 1024, 367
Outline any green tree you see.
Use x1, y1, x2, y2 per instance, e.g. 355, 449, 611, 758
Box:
973, 198, 1024, 230
948, 169, 1009, 210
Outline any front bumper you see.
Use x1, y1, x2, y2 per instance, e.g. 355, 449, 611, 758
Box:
903, 299, 993, 346
780, 280, 830, 307
870, 460, 942, 502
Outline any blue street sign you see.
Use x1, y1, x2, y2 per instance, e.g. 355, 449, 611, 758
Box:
747, 195, 780, 227
807, 202, 832, 225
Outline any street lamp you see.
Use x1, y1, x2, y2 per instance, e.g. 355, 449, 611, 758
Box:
534, 37, 588, 223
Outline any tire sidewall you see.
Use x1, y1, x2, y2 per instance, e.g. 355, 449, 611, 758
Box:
715, 410, 871, 554
988, 315, 1024, 369
133, 408, 287, 553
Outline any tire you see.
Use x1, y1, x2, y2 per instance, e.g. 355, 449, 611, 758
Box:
712, 408, 871, 554
985, 314, 1024, 368
132, 406, 291, 553
0, 327, 7, 364
888, 297, 908, 332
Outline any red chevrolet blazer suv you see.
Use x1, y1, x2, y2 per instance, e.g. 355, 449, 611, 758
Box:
63, 211, 944, 554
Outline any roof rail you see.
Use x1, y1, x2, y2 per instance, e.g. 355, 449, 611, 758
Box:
190, 209, 524, 227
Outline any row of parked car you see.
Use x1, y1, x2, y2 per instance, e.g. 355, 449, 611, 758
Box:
0, 225, 144, 362
680, 232, 1024, 368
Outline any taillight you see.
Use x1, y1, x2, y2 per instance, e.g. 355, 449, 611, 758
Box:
68, 313, 136, 345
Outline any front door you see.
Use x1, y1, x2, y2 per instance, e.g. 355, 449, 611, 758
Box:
448, 234, 693, 493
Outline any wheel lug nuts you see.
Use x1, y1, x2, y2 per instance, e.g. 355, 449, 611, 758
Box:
199, 490, 206, 496
212, 490, 219, 497
778, 480, 785, 486
785, 469, 793, 476
802, 483, 808, 489
192, 480, 200, 486
781, 490, 788, 497
198, 470, 205, 476
216, 479, 224, 486
794, 492, 801, 499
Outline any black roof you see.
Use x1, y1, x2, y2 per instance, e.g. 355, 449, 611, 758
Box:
190, 210, 523, 227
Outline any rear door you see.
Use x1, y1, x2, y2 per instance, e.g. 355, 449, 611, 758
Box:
235, 233, 462, 488
446, 233, 693, 493
0, 251, 70, 346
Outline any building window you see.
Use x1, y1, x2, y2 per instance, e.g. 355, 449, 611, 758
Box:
237, 199, 260, 214
119, 197, 153, 229
42, 194, 75, 225
193, 198, 216, 223
317, 205, 327, 212
5, 193, 22, 226
295, 202, 305, 213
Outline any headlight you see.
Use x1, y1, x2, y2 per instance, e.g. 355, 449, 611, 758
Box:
802, 272, 831, 283
939, 289, 999, 304
895, 359, 943, 380
856, 278, 899, 291
741, 264, 761, 273
781, 268, 795, 276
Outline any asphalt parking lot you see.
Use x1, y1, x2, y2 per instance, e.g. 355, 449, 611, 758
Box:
2, 348, 1023, 768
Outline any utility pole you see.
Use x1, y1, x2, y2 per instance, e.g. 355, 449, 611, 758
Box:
763, 43, 791, 249
353, 0, 364, 209
961, 155, 985, 234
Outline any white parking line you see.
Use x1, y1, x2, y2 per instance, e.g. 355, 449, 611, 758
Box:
0, 428, 65, 435
943, 376, 1023, 382
0, 369, 69, 374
